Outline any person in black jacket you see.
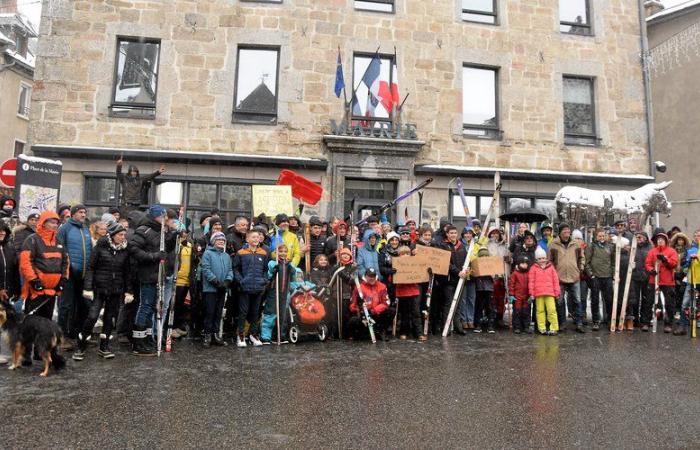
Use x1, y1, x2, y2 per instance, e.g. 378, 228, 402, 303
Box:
301, 216, 326, 273
74, 222, 132, 361
438, 225, 468, 335
628, 231, 652, 329
324, 220, 351, 266
0, 221, 19, 301
116, 157, 165, 212
129, 205, 176, 356
12, 210, 39, 253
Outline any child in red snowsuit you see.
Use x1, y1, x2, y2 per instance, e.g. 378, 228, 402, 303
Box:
509, 255, 531, 333
644, 230, 679, 332
349, 268, 390, 340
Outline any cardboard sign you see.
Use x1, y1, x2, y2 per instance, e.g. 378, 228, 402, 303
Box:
392, 246, 452, 284
252, 185, 293, 218
393, 256, 431, 284
471, 256, 505, 277
414, 245, 451, 275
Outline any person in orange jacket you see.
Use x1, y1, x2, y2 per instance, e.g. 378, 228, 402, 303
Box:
644, 228, 679, 333
19, 211, 69, 320
349, 268, 390, 340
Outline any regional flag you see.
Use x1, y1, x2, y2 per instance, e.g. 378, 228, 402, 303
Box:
334, 48, 345, 98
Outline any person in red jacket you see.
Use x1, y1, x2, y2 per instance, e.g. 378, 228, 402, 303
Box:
394, 246, 424, 341
509, 255, 531, 334
19, 211, 70, 320
349, 268, 390, 340
528, 247, 561, 335
644, 229, 679, 333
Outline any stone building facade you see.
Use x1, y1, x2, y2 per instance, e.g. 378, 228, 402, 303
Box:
30, 0, 653, 231
646, 1, 700, 231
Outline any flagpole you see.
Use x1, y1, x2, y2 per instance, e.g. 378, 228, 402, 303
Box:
347, 46, 381, 109
391, 46, 398, 128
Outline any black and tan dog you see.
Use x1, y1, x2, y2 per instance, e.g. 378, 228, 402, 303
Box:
0, 300, 65, 377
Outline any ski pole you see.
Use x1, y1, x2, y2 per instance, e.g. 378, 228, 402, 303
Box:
690, 262, 697, 338
353, 273, 376, 344
653, 260, 660, 333
219, 291, 228, 339
423, 272, 434, 336
275, 267, 281, 345
392, 297, 399, 337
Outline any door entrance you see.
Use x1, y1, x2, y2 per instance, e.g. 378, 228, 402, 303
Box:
344, 178, 396, 222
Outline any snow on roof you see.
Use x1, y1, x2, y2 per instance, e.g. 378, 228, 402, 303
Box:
0, 30, 12, 46
4, 47, 35, 68
18, 154, 63, 166
418, 164, 654, 181
0, 13, 38, 37
647, 0, 700, 22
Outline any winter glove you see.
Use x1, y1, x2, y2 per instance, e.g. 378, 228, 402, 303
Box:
124, 293, 135, 304
508, 296, 516, 305
223, 280, 232, 289
56, 278, 68, 292
30, 279, 44, 292
648, 270, 658, 276
657, 254, 667, 263
83, 290, 94, 301
270, 266, 280, 278
211, 279, 222, 288
152, 251, 167, 262
675, 272, 686, 282
528, 296, 534, 305
390, 268, 397, 275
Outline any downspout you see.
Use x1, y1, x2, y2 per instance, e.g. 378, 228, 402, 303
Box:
638, 0, 656, 179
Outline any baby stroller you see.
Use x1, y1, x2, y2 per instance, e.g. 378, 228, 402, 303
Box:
288, 283, 329, 343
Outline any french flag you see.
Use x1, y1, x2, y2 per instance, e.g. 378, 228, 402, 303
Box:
378, 56, 399, 116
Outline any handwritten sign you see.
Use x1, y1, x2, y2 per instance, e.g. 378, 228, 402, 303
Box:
252, 185, 293, 218
471, 256, 505, 277
392, 246, 452, 284
414, 245, 451, 275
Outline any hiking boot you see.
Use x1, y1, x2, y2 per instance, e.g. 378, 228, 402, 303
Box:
72, 348, 85, 361
132, 339, 156, 357
236, 334, 247, 348
625, 319, 635, 331
203, 334, 212, 348
97, 338, 115, 359
575, 324, 586, 333
591, 322, 600, 331
487, 327, 495, 334
212, 334, 228, 347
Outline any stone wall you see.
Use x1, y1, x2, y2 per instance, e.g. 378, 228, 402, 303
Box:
31, 0, 650, 175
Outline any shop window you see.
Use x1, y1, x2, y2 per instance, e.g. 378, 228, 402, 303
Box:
220, 185, 252, 212
14, 140, 25, 157
560, 0, 592, 35
563, 76, 597, 146
351, 53, 395, 123
535, 198, 557, 221
462, 0, 497, 24
451, 195, 477, 219
156, 182, 184, 206
189, 183, 218, 208
233, 46, 280, 124
84, 177, 118, 205
17, 83, 30, 118
355, 0, 394, 13
110, 37, 160, 119
463, 65, 500, 139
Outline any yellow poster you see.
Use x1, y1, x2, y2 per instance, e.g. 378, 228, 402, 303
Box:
252, 185, 294, 218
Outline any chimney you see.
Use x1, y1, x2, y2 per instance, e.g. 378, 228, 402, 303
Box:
644, 0, 665, 18
0, 0, 18, 14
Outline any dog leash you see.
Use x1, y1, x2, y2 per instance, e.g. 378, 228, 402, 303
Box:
26, 296, 55, 316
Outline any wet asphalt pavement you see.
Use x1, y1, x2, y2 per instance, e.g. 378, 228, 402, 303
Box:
1, 330, 700, 449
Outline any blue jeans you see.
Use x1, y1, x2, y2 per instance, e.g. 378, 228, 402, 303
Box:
458, 280, 476, 323
135, 283, 157, 329
559, 281, 582, 326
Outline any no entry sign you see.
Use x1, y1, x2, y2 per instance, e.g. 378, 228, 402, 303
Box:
0, 158, 17, 188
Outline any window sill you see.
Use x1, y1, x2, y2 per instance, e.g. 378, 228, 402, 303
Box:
232, 118, 278, 126
109, 105, 156, 120
462, 19, 499, 26
354, 8, 395, 14
560, 31, 594, 38
564, 138, 601, 148
462, 128, 503, 141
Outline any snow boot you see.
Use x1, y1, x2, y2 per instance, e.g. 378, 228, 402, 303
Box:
132, 328, 156, 356
591, 322, 600, 331
203, 334, 212, 348
212, 334, 228, 347
625, 319, 635, 331
72, 334, 88, 361
97, 336, 115, 359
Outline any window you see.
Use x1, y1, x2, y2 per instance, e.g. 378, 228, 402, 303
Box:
352, 53, 394, 123
462, 0, 497, 24
462, 65, 499, 139
110, 37, 161, 119
14, 34, 28, 58
156, 182, 184, 205
450, 193, 501, 229
535, 198, 557, 222
233, 46, 280, 124
84, 177, 119, 210
560, 0, 591, 35
355, 0, 394, 13
563, 76, 597, 146
13, 140, 25, 157
17, 83, 30, 118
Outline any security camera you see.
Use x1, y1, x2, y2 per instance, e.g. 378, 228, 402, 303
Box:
654, 161, 667, 173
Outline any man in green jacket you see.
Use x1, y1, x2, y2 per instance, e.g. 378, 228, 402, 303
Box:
584, 229, 615, 330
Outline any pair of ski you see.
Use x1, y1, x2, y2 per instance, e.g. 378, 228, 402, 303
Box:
609, 233, 637, 332
442, 176, 502, 337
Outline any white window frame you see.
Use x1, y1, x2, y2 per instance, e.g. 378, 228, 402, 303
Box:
17, 82, 31, 120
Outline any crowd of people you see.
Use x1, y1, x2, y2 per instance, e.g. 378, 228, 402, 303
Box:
0, 190, 698, 365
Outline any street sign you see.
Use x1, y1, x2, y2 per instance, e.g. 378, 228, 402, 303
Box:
0, 158, 17, 188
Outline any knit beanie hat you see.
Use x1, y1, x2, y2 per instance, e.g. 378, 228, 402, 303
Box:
338, 247, 353, 264
210, 231, 226, 244
535, 246, 547, 260
387, 231, 400, 242
572, 229, 584, 240
71, 204, 87, 215
107, 222, 125, 237
101, 212, 116, 227
148, 204, 166, 218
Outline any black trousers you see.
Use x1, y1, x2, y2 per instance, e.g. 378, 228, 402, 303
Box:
173, 285, 190, 331
204, 291, 226, 335
643, 284, 675, 325
117, 285, 139, 338
348, 311, 390, 340
513, 304, 531, 331
474, 290, 495, 328
82, 293, 121, 339
238, 291, 264, 335
628, 279, 649, 323
440, 283, 461, 333
397, 295, 421, 338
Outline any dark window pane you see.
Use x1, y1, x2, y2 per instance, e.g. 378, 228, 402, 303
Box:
220, 185, 252, 212
355, 0, 393, 13
189, 183, 217, 207
113, 39, 160, 106
85, 178, 117, 204
352, 54, 393, 120
13, 141, 24, 157
563, 77, 595, 137
234, 48, 278, 123
463, 66, 497, 133
17, 85, 30, 116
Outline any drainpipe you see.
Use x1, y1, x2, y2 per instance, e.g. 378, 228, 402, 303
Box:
638, 0, 655, 179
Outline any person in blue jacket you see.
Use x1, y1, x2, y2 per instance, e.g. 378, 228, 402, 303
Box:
56, 204, 92, 345
200, 231, 234, 347
538, 222, 554, 253
356, 228, 381, 280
